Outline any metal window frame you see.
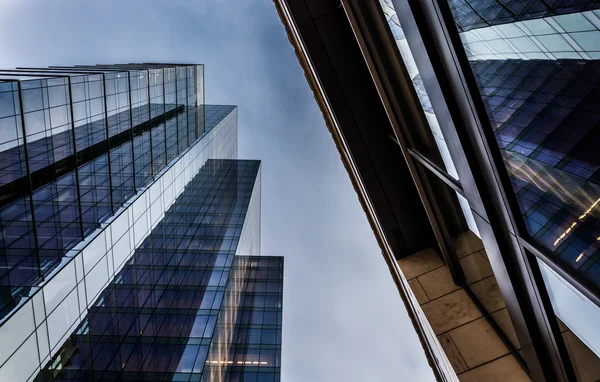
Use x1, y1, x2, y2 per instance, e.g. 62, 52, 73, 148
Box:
385, 0, 582, 379
272, 1, 451, 379
341, 0, 531, 373
0, 63, 203, 324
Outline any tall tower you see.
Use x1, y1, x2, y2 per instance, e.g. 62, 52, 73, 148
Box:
0, 64, 282, 382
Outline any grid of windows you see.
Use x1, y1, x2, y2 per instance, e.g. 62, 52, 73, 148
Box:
0, 81, 37, 317
105, 71, 134, 209
32, 159, 281, 382
202, 256, 283, 382
468, 59, 600, 287
72, 74, 113, 237
0, 65, 212, 321
149, 68, 166, 175
457, 11, 600, 61
448, 0, 600, 32
129, 70, 152, 189
440, 4, 600, 374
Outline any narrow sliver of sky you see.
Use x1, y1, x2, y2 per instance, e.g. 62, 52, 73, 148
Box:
0, 1, 435, 380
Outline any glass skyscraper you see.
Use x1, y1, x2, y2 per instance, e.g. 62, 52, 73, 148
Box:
0, 64, 282, 382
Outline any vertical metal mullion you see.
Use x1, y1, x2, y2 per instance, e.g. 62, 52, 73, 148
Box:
67, 76, 85, 239
162, 68, 167, 164
147, 69, 154, 180
392, 0, 577, 379
200, 65, 205, 137
194, 65, 199, 140
127, 71, 136, 193
185, 66, 190, 147
174, 67, 179, 155
16, 81, 41, 278
101, 73, 115, 215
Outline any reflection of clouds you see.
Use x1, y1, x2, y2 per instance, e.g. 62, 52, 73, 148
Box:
503, 150, 600, 267
205, 257, 245, 382
411, 74, 434, 114
380, 0, 405, 40
458, 12, 600, 62
504, 150, 600, 215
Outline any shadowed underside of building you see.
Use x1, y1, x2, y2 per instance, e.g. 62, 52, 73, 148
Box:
274, 1, 600, 381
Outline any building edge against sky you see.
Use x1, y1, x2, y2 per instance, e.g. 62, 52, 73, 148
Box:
0, 64, 283, 381
275, 0, 600, 381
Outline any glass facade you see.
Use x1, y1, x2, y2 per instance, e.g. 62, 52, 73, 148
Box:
0, 65, 207, 321
445, 2, 600, 378
467, 59, 600, 286
0, 64, 282, 382
447, 0, 600, 33
203, 255, 283, 382
402, 1, 600, 379
32, 159, 282, 382
447, 0, 600, 292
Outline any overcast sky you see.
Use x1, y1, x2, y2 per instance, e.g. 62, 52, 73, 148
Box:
0, 1, 434, 380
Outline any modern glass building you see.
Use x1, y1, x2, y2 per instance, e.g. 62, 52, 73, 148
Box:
276, 1, 600, 380
0, 64, 282, 382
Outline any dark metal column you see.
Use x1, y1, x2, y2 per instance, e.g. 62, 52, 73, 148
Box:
161, 68, 167, 164
391, 0, 576, 379
174, 68, 179, 155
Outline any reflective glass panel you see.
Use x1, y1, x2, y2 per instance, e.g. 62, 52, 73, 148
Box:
537, 256, 600, 381
0, 65, 210, 321
448, 6, 600, 287
34, 160, 282, 382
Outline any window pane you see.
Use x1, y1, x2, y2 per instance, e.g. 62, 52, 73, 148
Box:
446, 6, 600, 288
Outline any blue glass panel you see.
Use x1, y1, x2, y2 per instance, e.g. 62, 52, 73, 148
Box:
34, 160, 281, 382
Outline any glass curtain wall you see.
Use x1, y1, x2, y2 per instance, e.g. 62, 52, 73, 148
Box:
0, 65, 206, 321
446, 2, 600, 291
402, 1, 600, 379
34, 159, 281, 382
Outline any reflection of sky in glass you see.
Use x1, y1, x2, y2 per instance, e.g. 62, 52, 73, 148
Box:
379, 0, 481, 236
444, 0, 600, 363
34, 160, 282, 381
0, 64, 226, 324
378, 0, 458, 177
447, 10, 600, 364
466, 50, 600, 289
458, 11, 600, 61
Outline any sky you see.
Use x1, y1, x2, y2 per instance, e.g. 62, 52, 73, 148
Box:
0, 1, 435, 380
